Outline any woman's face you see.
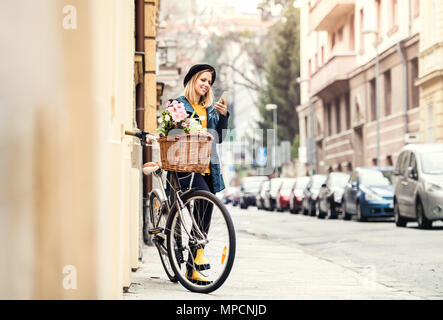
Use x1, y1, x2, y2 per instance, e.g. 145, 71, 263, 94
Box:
194, 71, 212, 98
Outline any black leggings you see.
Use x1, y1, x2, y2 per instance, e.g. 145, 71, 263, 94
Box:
183, 173, 214, 238
167, 172, 215, 243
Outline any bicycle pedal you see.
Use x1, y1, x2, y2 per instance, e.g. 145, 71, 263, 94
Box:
148, 227, 164, 235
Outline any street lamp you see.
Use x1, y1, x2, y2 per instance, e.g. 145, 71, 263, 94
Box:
363, 28, 381, 167
265, 104, 278, 172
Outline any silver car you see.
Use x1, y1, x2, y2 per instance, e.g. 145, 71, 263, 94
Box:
393, 144, 443, 229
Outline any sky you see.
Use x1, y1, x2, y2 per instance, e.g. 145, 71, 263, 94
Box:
223, 0, 262, 14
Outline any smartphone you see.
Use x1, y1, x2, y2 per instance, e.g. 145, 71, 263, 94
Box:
218, 91, 230, 104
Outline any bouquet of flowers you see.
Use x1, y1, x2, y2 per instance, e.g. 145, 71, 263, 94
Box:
157, 100, 205, 136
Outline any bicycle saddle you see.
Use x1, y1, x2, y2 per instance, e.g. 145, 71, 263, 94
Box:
142, 162, 161, 175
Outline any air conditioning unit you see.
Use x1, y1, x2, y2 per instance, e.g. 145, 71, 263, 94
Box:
405, 133, 420, 144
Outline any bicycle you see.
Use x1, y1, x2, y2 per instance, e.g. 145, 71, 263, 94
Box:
125, 129, 236, 294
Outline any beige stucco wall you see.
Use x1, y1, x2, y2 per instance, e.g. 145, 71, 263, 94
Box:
0, 0, 145, 299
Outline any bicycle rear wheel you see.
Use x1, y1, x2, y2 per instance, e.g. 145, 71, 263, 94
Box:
149, 191, 177, 282
166, 190, 236, 294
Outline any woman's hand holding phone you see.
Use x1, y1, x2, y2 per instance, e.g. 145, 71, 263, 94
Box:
214, 91, 228, 116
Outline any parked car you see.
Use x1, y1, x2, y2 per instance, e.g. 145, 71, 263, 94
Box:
276, 178, 297, 211
239, 176, 269, 209
317, 172, 350, 219
302, 175, 327, 216
222, 186, 238, 205
289, 176, 310, 214
263, 178, 284, 211
341, 167, 394, 221
393, 144, 443, 229
232, 187, 241, 207
256, 180, 270, 210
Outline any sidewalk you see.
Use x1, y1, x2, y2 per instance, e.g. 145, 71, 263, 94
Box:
123, 228, 440, 300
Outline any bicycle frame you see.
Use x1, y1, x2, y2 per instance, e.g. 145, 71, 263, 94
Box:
126, 129, 208, 252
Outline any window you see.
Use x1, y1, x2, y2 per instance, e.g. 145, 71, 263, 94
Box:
335, 97, 341, 134
386, 155, 393, 166
308, 59, 312, 91
338, 27, 343, 42
413, 0, 420, 18
308, 59, 312, 77
410, 58, 419, 109
409, 153, 417, 172
315, 53, 318, 70
350, 15, 355, 51
345, 92, 351, 130
360, 8, 365, 53
396, 151, 409, 175
321, 46, 325, 65
391, 0, 398, 28
375, 0, 381, 32
384, 70, 392, 116
327, 103, 332, 136
370, 78, 377, 121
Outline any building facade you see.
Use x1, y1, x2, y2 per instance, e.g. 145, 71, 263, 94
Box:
417, 0, 443, 143
298, 0, 423, 175
0, 0, 159, 299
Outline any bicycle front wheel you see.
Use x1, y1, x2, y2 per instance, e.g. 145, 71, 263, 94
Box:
166, 190, 236, 294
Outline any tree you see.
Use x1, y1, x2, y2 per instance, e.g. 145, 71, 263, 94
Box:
257, 3, 300, 157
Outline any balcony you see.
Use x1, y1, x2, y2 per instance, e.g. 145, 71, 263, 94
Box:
311, 53, 356, 100
310, 0, 355, 32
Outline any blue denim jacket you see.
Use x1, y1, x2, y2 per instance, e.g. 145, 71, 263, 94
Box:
169, 95, 229, 193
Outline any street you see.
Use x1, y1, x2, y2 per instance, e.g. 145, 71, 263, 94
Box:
231, 204, 443, 297
230, 206, 443, 296
124, 203, 443, 300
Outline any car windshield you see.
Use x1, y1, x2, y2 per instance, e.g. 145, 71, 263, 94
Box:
261, 181, 270, 191
242, 178, 267, 192
270, 179, 283, 192
381, 170, 394, 184
311, 176, 326, 189
329, 174, 350, 188
421, 152, 443, 174
360, 170, 391, 186
243, 182, 263, 192
281, 179, 295, 190
296, 178, 309, 189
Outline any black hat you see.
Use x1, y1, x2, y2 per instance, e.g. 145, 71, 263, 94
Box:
183, 64, 216, 88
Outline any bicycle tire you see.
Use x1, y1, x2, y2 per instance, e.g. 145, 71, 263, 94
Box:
166, 189, 236, 294
148, 190, 177, 282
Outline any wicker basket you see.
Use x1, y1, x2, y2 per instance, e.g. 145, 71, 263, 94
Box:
158, 132, 214, 173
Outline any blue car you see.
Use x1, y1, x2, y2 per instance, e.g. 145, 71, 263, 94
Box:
341, 167, 394, 221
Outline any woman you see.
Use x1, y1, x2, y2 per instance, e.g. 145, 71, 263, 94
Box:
167, 64, 229, 284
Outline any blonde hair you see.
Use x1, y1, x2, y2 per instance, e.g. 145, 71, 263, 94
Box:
184, 70, 214, 108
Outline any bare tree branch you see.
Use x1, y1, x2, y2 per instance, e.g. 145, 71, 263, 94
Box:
219, 63, 261, 92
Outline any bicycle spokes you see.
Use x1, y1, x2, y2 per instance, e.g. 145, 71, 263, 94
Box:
168, 191, 235, 293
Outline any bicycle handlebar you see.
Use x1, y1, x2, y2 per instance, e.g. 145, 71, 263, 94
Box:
124, 130, 157, 146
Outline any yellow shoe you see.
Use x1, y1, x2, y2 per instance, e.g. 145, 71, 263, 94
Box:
186, 269, 213, 286
194, 248, 210, 271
